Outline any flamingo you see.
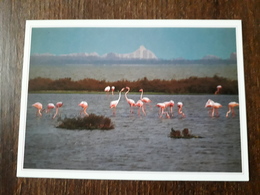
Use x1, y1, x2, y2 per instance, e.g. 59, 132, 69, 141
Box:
164, 100, 174, 116
156, 103, 170, 118
111, 86, 115, 95
110, 88, 125, 116
32, 102, 43, 117
125, 87, 136, 114
215, 85, 222, 95
205, 99, 215, 116
177, 102, 185, 117
211, 102, 222, 117
46, 103, 55, 113
205, 99, 222, 117
139, 89, 152, 109
53, 102, 63, 119
78, 101, 89, 116
226, 102, 239, 117
104, 86, 110, 96
135, 100, 146, 116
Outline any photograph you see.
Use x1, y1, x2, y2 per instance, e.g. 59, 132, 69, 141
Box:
17, 20, 248, 181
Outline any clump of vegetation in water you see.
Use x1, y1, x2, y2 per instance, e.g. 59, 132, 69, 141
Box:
56, 114, 114, 130
169, 128, 203, 139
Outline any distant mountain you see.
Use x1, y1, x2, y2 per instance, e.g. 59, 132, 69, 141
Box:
37, 45, 158, 60
30, 47, 236, 65
102, 45, 158, 60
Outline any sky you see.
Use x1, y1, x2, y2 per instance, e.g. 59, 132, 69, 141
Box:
30, 27, 237, 60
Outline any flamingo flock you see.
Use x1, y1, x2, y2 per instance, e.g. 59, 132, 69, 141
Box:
32, 85, 239, 119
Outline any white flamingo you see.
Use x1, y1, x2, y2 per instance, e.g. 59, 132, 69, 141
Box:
110, 88, 124, 116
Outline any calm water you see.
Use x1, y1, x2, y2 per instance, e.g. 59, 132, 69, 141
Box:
24, 93, 241, 172
29, 64, 238, 81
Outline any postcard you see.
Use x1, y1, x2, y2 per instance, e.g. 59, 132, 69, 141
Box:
17, 20, 248, 181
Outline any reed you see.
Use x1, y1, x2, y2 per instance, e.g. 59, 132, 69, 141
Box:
57, 114, 114, 130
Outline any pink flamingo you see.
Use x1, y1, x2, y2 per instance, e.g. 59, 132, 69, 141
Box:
164, 100, 175, 116
78, 101, 89, 116
177, 102, 185, 117
215, 85, 222, 95
205, 99, 214, 116
110, 88, 124, 116
212, 102, 222, 117
104, 86, 110, 96
139, 89, 152, 109
46, 103, 55, 113
32, 102, 43, 117
135, 100, 146, 116
156, 103, 170, 118
53, 102, 63, 119
111, 86, 115, 95
226, 102, 239, 117
205, 99, 222, 117
125, 87, 136, 114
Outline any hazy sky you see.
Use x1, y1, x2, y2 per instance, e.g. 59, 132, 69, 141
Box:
31, 27, 236, 60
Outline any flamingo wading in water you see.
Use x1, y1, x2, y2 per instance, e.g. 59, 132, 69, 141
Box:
164, 100, 174, 116
104, 86, 110, 96
125, 87, 136, 114
177, 102, 185, 117
205, 99, 222, 117
226, 102, 239, 117
53, 102, 63, 119
46, 103, 55, 113
139, 89, 152, 109
156, 103, 170, 118
78, 101, 89, 116
111, 86, 115, 95
110, 88, 124, 116
32, 102, 43, 117
215, 85, 222, 95
135, 100, 146, 117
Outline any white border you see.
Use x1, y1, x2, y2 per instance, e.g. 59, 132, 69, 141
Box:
17, 20, 249, 181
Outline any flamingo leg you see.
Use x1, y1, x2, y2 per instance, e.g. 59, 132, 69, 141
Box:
83, 108, 89, 116
141, 106, 146, 116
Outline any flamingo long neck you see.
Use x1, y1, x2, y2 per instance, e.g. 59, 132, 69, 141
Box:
125, 88, 130, 101
118, 90, 122, 102
226, 107, 232, 117
53, 107, 59, 118
140, 90, 143, 99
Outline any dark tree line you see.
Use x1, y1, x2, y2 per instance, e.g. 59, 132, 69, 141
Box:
28, 75, 238, 94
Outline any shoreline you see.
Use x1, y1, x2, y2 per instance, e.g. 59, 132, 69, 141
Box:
28, 90, 237, 95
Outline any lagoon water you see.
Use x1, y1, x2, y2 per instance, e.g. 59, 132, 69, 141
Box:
29, 64, 238, 81
24, 93, 242, 172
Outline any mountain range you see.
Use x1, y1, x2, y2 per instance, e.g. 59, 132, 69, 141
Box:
30, 46, 237, 65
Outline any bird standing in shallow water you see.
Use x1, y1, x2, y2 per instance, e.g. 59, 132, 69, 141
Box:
156, 103, 170, 118
78, 101, 89, 116
46, 103, 55, 113
125, 87, 136, 114
177, 102, 185, 118
104, 86, 110, 96
139, 89, 152, 110
226, 102, 239, 117
110, 88, 124, 116
32, 102, 43, 117
53, 102, 63, 119
215, 85, 222, 95
135, 100, 146, 117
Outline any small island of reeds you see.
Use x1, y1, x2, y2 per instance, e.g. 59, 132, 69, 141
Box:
169, 128, 203, 139
56, 114, 114, 130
